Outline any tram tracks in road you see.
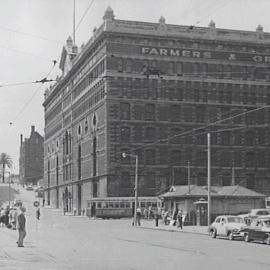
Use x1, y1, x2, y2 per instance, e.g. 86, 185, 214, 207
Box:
114, 236, 270, 268
114, 237, 207, 256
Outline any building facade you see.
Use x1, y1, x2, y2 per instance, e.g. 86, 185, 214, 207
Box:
19, 126, 44, 185
43, 7, 270, 214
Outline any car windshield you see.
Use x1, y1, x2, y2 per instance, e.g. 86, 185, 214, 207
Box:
227, 217, 244, 223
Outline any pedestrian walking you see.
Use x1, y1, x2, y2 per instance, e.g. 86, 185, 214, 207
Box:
177, 210, 183, 229
17, 206, 26, 247
173, 208, 179, 226
136, 207, 142, 226
42, 198, 45, 207
36, 208, 40, 220
154, 211, 159, 227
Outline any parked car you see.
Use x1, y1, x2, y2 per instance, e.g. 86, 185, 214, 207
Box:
240, 217, 270, 245
239, 208, 270, 225
209, 215, 246, 240
26, 185, 34, 191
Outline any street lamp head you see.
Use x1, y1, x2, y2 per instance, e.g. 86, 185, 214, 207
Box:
122, 152, 127, 158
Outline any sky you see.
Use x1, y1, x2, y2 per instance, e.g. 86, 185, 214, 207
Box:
0, 0, 270, 173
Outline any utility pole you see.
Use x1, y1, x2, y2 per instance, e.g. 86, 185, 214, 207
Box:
188, 161, 191, 194
73, 0, 76, 44
8, 172, 11, 207
207, 133, 211, 230
232, 161, 235, 186
134, 155, 138, 227
122, 153, 139, 226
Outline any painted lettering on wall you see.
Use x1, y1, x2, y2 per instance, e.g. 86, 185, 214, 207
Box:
141, 46, 270, 63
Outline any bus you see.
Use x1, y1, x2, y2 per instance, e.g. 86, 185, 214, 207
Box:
86, 197, 162, 219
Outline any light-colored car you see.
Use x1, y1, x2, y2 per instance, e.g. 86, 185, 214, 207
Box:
239, 209, 270, 225
209, 215, 246, 240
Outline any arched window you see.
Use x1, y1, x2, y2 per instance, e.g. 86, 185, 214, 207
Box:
78, 144, 81, 180
65, 131, 69, 154
85, 119, 89, 133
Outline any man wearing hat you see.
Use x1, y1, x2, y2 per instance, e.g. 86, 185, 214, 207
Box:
17, 206, 26, 247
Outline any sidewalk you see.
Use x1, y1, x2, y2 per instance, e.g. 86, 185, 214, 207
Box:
138, 219, 209, 235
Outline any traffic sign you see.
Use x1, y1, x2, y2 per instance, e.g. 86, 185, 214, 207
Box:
33, 201, 40, 207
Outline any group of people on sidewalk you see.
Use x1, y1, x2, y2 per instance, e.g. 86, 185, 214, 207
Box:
0, 204, 27, 247
132, 206, 184, 229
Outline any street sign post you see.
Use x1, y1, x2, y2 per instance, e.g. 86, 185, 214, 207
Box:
33, 201, 40, 207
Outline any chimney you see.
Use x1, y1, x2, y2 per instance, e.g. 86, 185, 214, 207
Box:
20, 134, 23, 144
31, 125, 35, 134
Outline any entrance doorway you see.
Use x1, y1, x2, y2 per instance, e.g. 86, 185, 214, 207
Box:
77, 184, 82, 215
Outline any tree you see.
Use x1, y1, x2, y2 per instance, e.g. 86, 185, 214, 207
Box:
0, 153, 13, 183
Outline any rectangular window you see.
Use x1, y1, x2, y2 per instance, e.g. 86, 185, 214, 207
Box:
120, 103, 130, 120
145, 104, 155, 121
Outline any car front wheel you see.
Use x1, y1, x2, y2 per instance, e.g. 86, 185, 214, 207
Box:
228, 232, 234, 241
210, 230, 216, 238
244, 233, 251, 243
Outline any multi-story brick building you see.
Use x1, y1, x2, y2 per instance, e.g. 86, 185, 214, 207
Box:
43, 7, 270, 214
19, 126, 44, 185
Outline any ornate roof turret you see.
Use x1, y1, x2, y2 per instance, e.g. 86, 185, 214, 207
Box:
256, 24, 264, 41
159, 16, 166, 24
157, 15, 167, 33
209, 20, 216, 28
256, 24, 263, 32
103, 6, 115, 21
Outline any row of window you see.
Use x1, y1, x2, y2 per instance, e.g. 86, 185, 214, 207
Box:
109, 57, 270, 81
118, 102, 270, 124
118, 126, 270, 146
110, 78, 269, 103
73, 60, 105, 100
119, 170, 257, 190
73, 87, 105, 120
119, 148, 270, 168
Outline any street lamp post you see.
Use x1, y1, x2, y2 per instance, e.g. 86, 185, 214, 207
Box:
8, 172, 11, 207
122, 152, 138, 226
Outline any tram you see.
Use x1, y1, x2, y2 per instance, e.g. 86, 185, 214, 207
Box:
86, 197, 162, 219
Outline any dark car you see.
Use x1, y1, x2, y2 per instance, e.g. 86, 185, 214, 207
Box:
241, 217, 270, 245
26, 185, 34, 191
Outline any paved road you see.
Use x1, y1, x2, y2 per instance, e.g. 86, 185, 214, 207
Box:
0, 186, 269, 270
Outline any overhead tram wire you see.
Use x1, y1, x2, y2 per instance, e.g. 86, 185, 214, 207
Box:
75, 0, 95, 32
0, 44, 55, 63
187, 0, 233, 29
0, 25, 62, 45
9, 61, 57, 125
0, 79, 55, 88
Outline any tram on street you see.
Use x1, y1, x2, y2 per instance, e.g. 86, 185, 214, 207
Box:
86, 197, 162, 219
